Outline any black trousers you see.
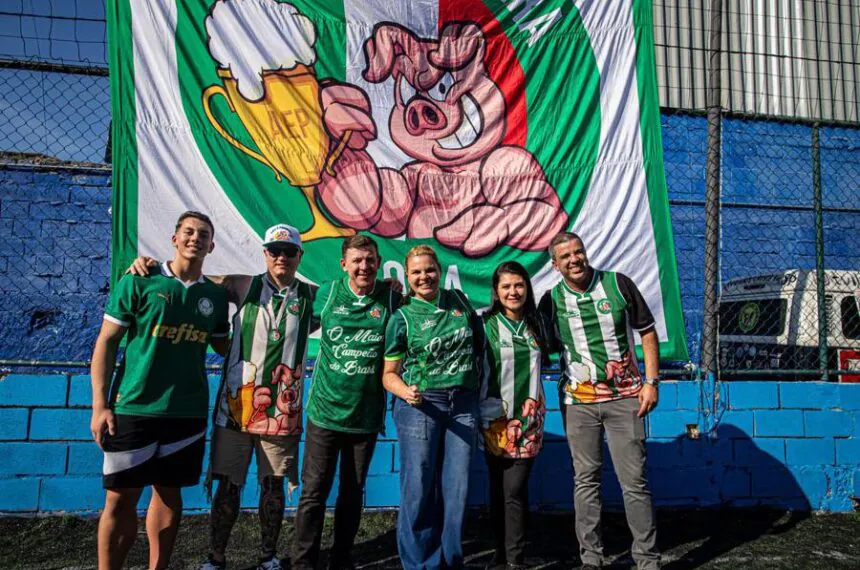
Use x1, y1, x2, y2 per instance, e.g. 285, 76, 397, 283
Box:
292, 420, 378, 569
486, 453, 535, 565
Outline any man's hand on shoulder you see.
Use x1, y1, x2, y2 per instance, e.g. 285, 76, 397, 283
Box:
127, 256, 158, 276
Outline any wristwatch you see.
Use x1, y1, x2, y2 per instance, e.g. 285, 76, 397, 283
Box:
644, 376, 661, 387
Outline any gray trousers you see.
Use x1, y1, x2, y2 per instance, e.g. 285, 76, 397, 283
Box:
564, 397, 660, 569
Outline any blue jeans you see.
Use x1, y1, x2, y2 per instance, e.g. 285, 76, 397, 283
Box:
394, 388, 478, 570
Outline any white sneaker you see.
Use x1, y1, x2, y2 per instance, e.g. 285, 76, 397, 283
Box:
198, 557, 226, 570
256, 557, 282, 570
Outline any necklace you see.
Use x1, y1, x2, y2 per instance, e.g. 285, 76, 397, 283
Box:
264, 282, 291, 342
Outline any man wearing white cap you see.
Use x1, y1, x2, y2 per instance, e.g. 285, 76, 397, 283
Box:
129, 223, 314, 570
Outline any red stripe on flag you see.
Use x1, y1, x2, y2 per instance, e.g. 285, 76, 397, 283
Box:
438, 0, 528, 147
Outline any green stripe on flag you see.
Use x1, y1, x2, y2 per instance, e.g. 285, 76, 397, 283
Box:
107, 0, 139, 286
632, 0, 689, 361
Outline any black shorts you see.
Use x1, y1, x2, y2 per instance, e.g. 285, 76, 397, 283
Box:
102, 414, 207, 489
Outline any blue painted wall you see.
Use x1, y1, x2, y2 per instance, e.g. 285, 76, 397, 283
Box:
0, 168, 111, 362
1, 374, 858, 513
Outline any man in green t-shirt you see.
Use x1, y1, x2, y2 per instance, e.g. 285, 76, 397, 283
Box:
292, 235, 401, 570
539, 232, 661, 570
90, 211, 230, 570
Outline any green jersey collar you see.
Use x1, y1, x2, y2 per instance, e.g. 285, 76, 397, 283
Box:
161, 262, 205, 288
561, 269, 600, 298
265, 273, 295, 297
411, 292, 441, 310
344, 276, 378, 304
498, 313, 526, 337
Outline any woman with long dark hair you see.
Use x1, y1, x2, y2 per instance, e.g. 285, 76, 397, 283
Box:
480, 261, 547, 569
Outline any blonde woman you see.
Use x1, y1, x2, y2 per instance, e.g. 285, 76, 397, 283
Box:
383, 246, 484, 570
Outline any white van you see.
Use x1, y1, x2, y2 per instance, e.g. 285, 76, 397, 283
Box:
718, 269, 860, 380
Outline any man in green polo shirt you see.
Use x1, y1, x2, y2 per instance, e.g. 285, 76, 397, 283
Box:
539, 232, 661, 570
90, 211, 230, 570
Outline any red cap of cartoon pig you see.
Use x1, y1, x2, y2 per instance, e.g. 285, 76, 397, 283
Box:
363, 22, 506, 167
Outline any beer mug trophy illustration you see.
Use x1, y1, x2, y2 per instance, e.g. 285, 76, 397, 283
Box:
203, 0, 353, 241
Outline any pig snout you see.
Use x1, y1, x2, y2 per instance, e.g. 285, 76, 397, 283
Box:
405, 98, 447, 136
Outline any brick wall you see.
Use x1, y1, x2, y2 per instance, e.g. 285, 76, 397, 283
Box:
1, 373, 858, 513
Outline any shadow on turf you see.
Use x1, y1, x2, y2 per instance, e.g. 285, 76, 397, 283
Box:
336, 422, 810, 569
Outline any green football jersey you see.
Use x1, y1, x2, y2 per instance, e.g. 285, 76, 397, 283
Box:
480, 312, 546, 459
384, 289, 481, 392
104, 263, 229, 418
539, 270, 655, 405
307, 277, 400, 433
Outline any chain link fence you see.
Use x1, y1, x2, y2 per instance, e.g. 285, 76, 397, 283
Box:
0, 1, 857, 378
0, 1, 109, 167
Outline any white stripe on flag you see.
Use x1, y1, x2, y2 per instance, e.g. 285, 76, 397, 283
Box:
571, 0, 665, 339
344, 1, 439, 169
130, 1, 308, 279
533, 0, 666, 344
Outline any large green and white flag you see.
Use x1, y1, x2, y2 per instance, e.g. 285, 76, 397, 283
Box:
108, 0, 689, 360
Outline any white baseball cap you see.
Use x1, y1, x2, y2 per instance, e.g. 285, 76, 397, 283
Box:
262, 223, 302, 249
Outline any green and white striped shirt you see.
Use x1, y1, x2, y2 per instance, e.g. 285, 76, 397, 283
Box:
480, 313, 546, 459
214, 274, 313, 435
540, 270, 655, 405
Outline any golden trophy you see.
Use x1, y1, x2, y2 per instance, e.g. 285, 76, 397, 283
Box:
202, 65, 354, 241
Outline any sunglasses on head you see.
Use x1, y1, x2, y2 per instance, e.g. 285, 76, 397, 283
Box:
266, 246, 300, 258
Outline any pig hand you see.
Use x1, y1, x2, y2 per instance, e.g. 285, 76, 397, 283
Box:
321, 83, 377, 150
434, 204, 508, 258
252, 386, 272, 410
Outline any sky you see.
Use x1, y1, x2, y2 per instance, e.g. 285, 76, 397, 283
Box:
0, 0, 110, 164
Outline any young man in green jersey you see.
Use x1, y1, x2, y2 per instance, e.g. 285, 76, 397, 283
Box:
129, 223, 314, 570
538, 232, 661, 570
91, 211, 230, 570
292, 235, 401, 570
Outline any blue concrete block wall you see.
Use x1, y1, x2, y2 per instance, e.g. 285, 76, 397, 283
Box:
0, 167, 111, 363
1, 373, 859, 514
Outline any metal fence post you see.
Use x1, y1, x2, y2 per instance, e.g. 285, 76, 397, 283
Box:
701, 0, 723, 377
811, 123, 828, 381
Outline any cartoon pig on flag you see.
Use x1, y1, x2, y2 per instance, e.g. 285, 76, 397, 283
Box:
205, 0, 567, 257
318, 22, 568, 257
